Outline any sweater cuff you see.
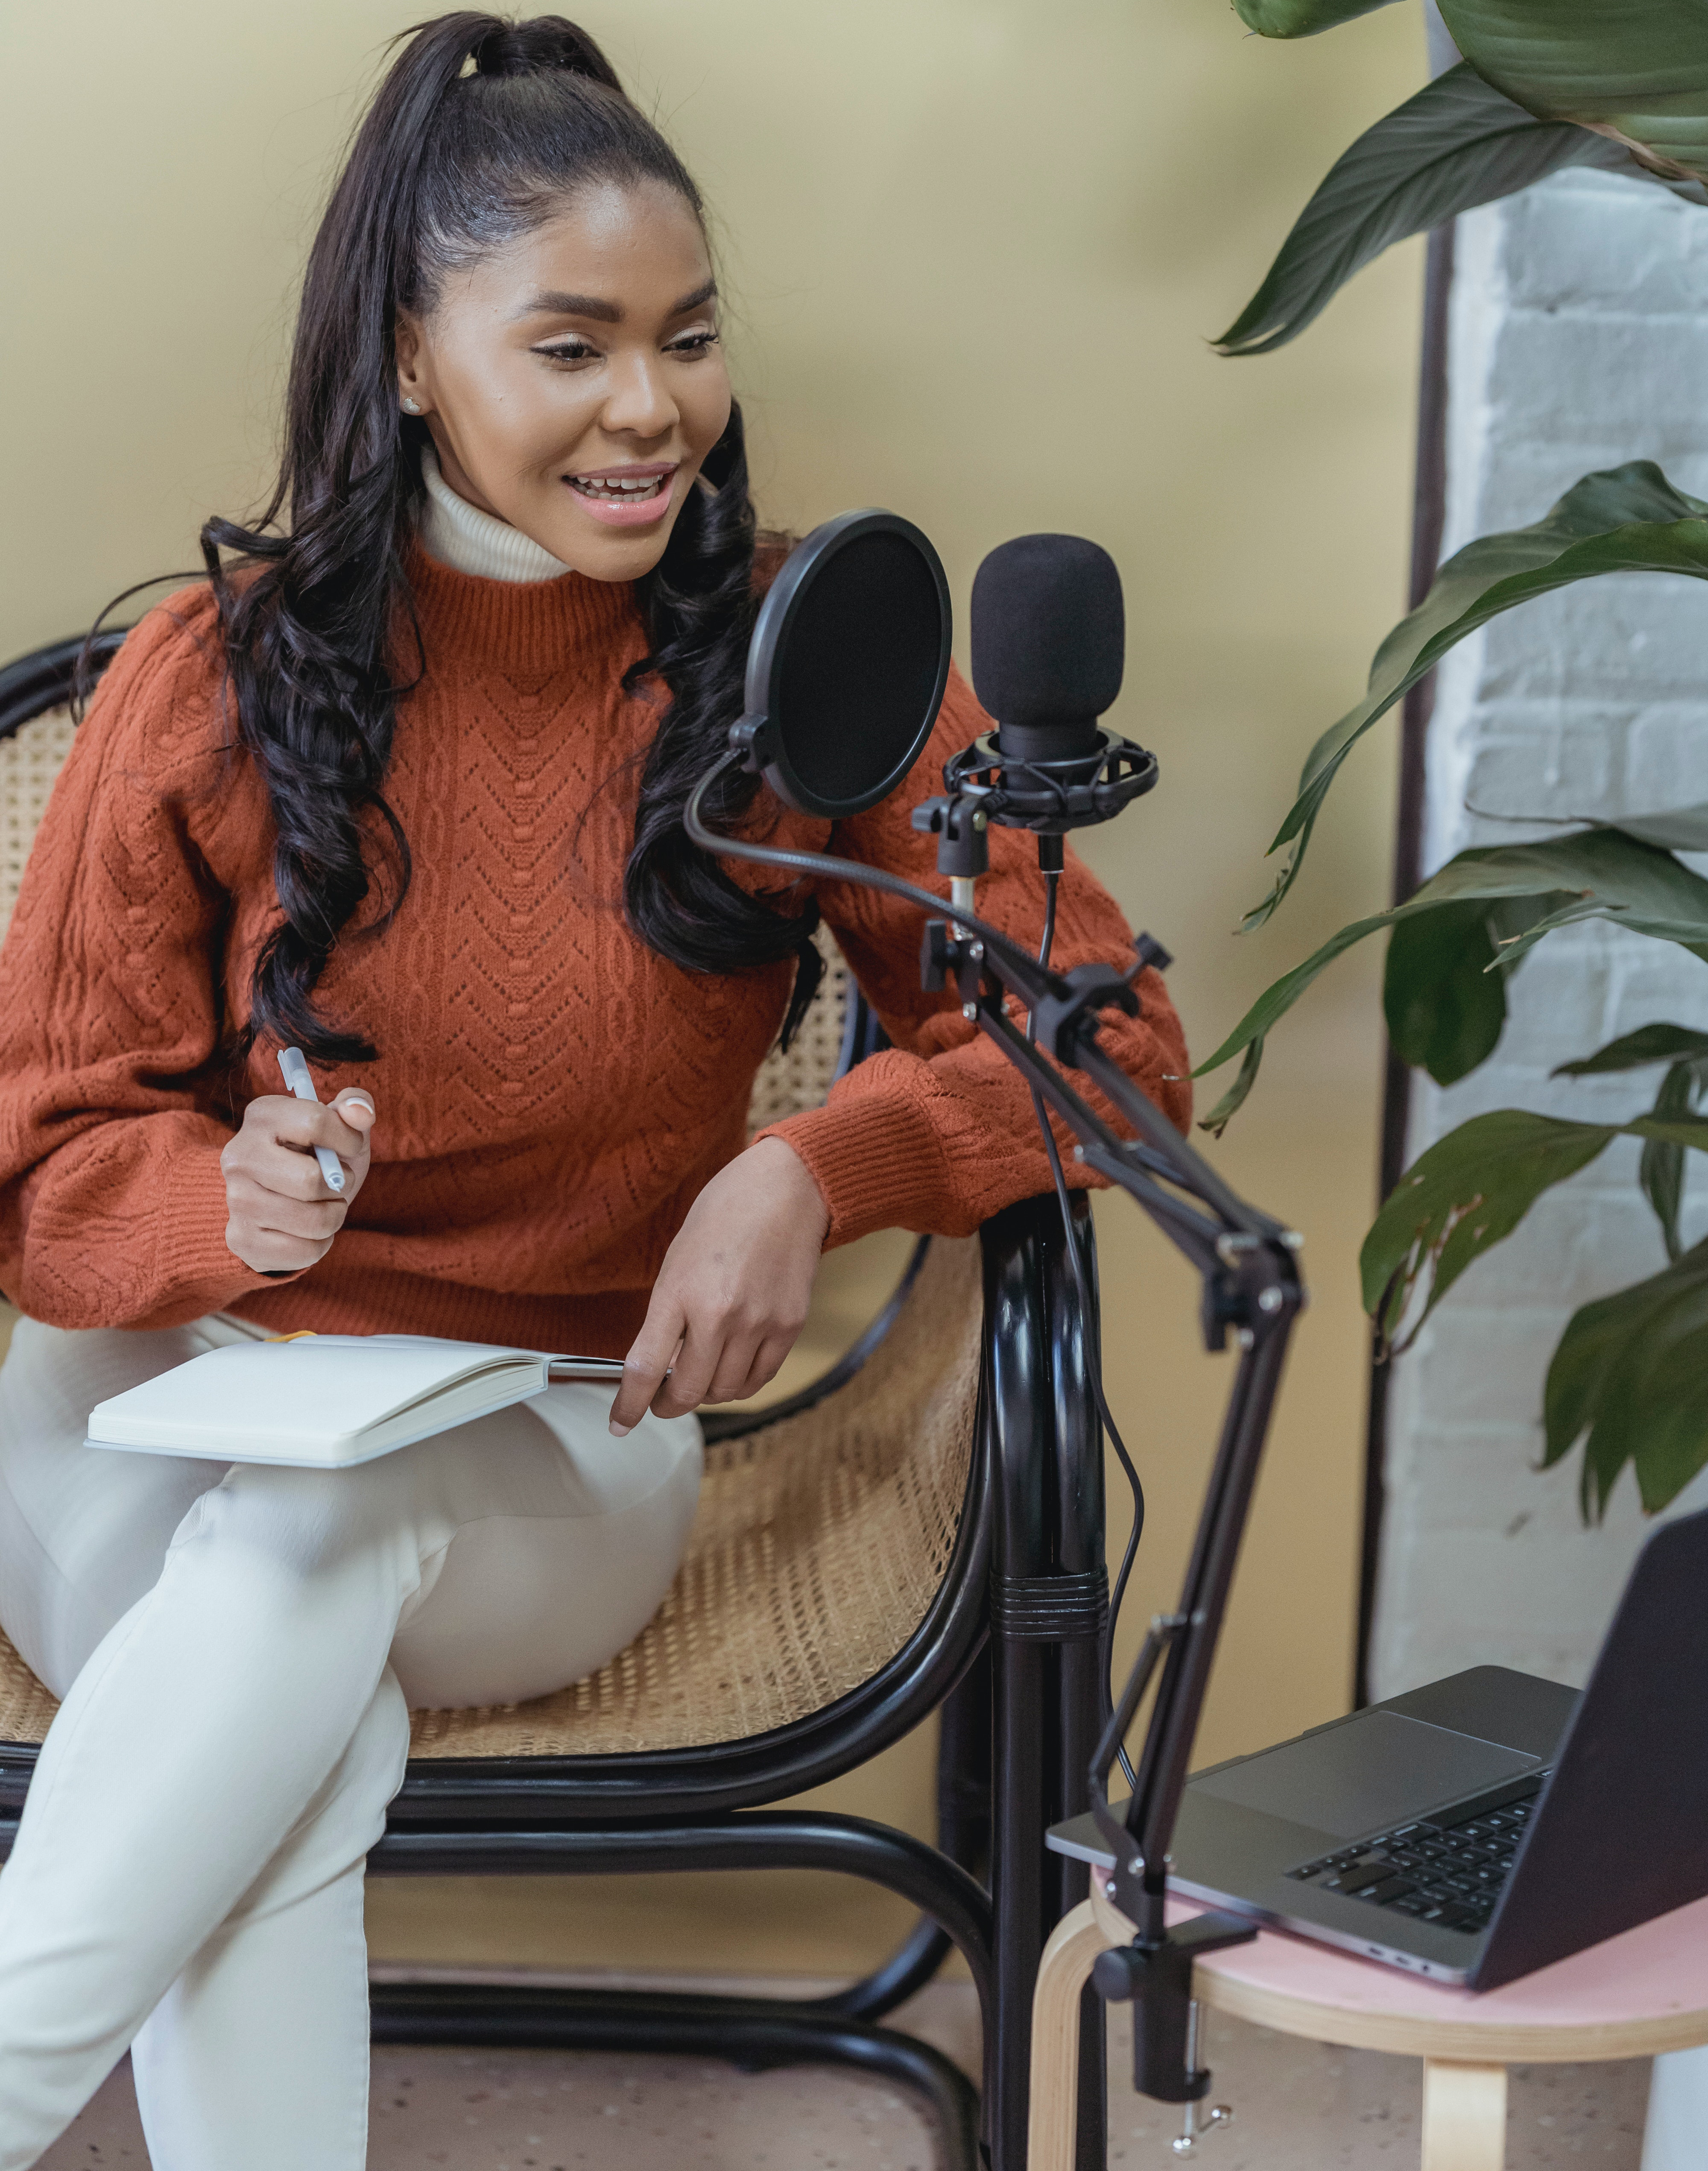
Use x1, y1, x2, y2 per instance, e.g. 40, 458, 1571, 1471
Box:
153, 1145, 300, 1318
760, 1088, 959, 1249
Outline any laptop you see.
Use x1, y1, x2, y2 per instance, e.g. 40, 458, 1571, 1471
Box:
1049, 1504, 1708, 1990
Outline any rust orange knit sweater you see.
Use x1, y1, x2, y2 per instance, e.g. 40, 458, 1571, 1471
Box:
0, 550, 1190, 1355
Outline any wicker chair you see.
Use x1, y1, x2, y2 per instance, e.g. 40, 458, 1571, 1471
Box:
0, 632, 1114, 2171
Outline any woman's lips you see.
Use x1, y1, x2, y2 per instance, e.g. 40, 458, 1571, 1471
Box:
564, 464, 678, 529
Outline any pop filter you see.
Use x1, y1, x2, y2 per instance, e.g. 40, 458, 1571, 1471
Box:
731, 509, 951, 819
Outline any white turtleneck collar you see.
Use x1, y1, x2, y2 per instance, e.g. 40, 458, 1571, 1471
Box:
417, 445, 573, 585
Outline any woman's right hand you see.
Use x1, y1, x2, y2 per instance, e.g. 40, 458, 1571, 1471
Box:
221, 1088, 377, 1273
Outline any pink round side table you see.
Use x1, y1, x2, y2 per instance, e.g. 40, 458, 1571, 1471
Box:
1029, 1879, 1708, 2171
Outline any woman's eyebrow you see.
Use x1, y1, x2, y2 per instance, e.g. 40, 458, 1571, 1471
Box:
517, 290, 622, 323
515, 279, 718, 326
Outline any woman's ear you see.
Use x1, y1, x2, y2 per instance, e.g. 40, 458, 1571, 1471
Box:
395, 312, 431, 417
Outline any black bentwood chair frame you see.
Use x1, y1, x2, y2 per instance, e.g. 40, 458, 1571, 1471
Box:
0, 632, 1117, 2171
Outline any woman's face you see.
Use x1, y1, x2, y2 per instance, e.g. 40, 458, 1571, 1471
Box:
395, 179, 732, 582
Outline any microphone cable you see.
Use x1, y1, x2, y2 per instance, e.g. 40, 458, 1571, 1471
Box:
691, 754, 1149, 1791
1024, 867, 1144, 1791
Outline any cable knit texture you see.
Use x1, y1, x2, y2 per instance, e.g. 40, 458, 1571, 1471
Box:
0, 552, 1190, 1353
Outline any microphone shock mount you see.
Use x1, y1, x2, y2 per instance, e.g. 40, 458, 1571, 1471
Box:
942, 726, 1158, 847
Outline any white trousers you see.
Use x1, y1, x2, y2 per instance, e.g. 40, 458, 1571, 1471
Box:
0, 1312, 701, 2171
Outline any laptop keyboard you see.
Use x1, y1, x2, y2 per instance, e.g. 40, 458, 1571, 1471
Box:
1283, 1772, 1546, 1937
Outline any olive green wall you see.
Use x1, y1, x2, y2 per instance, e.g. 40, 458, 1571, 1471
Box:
1, 1, 1424, 1978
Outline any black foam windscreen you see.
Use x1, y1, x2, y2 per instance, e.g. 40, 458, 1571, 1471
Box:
969, 535, 1124, 761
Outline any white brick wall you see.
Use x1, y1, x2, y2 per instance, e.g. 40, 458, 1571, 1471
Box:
1370, 167, 1708, 1698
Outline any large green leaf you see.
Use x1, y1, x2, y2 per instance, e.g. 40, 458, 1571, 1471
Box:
1551, 1025, 1708, 1257
1382, 898, 1505, 1084
1638, 1059, 1702, 1260
1361, 1103, 1708, 1351
1473, 829, 1708, 968
1197, 1035, 1268, 1139
1231, 0, 1399, 33
1243, 462, 1708, 931
1555, 1022, 1708, 1076
1235, 0, 1708, 190
1216, 65, 1641, 356
1196, 823, 1708, 1119
1362, 1110, 1618, 1348
1441, 0, 1708, 188
1380, 888, 1581, 1088
1545, 1238, 1708, 1516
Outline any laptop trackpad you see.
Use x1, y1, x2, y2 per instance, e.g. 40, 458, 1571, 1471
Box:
1193, 1710, 1538, 1840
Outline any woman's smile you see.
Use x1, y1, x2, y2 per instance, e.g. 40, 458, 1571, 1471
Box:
565, 459, 679, 526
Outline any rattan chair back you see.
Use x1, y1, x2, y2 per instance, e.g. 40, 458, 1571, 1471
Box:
0, 704, 74, 948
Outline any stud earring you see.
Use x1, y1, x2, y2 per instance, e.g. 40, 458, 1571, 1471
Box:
401, 396, 422, 415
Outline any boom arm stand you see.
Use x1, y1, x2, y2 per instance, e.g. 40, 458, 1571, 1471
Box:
922, 916, 1304, 2113
685, 750, 1306, 2115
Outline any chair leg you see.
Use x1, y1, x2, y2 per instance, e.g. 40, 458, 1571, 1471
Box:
1056, 1630, 1108, 2171
940, 1636, 994, 1878
813, 1639, 993, 2025
371, 1978, 981, 2166
992, 1637, 1050, 2171
369, 1811, 994, 2170
1026, 1900, 1108, 2171
369, 1811, 993, 2007
807, 1913, 953, 2020
1421, 2059, 1507, 2171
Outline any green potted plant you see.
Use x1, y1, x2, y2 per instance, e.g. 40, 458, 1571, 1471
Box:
1195, 0, 1708, 1516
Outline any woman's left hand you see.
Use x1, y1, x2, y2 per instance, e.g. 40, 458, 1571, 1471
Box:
610, 1137, 831, 1434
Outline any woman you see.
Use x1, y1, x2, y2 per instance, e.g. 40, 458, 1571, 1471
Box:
0, 15, 1187, 2168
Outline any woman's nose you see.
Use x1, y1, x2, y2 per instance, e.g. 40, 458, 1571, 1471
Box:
602, 352, 678, 442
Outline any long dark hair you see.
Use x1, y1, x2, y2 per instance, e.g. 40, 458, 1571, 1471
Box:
202, 12, 819, 1066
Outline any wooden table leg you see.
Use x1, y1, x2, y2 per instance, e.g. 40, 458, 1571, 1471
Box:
1027, 1899, 1111, 2171
1421, 2059, 1508, 2171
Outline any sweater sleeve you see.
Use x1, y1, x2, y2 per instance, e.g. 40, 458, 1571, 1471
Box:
0, 596, 288, 1330
755, 667, 1192, 1246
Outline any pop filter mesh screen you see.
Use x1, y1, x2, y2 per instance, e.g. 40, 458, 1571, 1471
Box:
774, 530, 944, 809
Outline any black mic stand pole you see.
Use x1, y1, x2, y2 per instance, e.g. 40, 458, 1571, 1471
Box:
687, 752, 1305, 2127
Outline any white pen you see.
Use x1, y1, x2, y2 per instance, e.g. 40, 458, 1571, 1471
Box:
278, 1047, 348, 1195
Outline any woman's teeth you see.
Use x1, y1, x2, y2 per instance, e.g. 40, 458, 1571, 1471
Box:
569, 473, 669, 501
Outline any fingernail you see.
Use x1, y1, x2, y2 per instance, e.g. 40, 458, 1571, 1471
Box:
608, 1419, 632, 1438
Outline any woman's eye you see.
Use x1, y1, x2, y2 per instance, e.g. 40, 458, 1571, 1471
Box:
666, 330, 720, 358
535, 339, 599, 365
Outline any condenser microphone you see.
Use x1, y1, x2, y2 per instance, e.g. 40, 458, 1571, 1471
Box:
948, 533, 1156, 842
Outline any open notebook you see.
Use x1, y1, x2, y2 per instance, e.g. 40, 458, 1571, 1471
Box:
84, 1335, 626, 1470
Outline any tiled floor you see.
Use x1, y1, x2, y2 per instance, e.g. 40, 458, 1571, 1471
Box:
42, 1969, 1651, 2168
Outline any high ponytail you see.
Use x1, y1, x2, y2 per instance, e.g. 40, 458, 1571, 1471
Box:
198, 12, 819, 1066
465, 14, 619, 80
